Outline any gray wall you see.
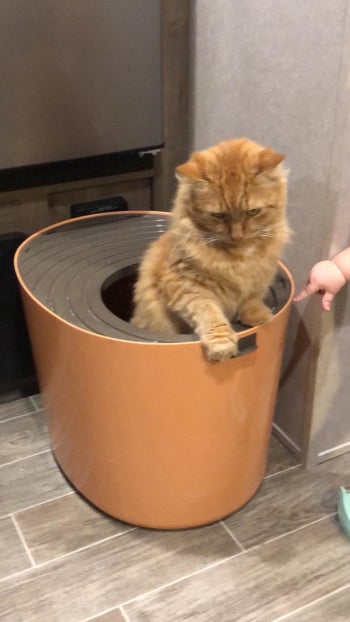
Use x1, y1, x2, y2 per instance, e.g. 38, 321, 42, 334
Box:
190, 0, 350, 462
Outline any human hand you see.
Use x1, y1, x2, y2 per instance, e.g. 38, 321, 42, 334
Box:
294, 260, 346, 311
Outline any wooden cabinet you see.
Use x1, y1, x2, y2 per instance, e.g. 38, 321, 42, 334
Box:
0, 170, 154, 235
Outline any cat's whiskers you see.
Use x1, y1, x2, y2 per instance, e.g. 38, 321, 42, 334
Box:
173, 230, 224, 249
245, 223, 284, 240
259, 229, 276, 236
201, 234, 224, 247
169, 235, 209, 258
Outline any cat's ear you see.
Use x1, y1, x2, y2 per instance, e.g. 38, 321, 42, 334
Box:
254, 148, 285, 176
176, 160, 203, 182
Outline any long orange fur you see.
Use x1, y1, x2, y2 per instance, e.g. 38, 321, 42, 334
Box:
132, 138, 290, 361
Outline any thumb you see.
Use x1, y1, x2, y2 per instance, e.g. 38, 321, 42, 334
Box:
322, 291, 334, 311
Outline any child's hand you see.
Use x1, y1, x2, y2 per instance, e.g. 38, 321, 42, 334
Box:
294, 260, 346, 311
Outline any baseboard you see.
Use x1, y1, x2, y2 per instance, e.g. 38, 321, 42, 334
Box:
272, 422, 302, 458
317, 442, 350, 463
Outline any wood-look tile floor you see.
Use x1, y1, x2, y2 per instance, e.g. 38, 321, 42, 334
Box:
1, 396, 349, 621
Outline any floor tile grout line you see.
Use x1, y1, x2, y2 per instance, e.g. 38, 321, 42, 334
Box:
264, 512, 336, 546
0, 566, 33, 584
120, 605, 132, 622
0, 448, 52, 469
10, 514, 36, 568
83, 605, 129, 622
0, 490, 75, 521
0, 526, 138, 583
271, 581, 350, 622
264, 464, 301, 480
0, 410, 41, 424
220, 520, 245, 551
119, 548, 250, 610
28, 395, 41, 412
32, 526, 138, 569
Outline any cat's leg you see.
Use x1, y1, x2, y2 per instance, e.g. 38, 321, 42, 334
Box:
131, 302, 179, 334
239, 296, 272, 327
170, 294, 238, 361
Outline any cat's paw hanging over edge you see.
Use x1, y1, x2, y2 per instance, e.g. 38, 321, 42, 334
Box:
201, 327, 239, 362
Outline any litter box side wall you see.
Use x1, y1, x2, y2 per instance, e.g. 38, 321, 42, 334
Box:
17, 274, 293, 529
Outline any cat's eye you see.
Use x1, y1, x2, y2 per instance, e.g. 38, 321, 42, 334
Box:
210, 212, 226, 220
248, 208, 261, 217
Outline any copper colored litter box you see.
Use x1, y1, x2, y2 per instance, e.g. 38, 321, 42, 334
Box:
15, 211, 294, 529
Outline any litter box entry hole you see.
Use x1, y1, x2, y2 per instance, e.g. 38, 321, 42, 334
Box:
101, 265, 138, 322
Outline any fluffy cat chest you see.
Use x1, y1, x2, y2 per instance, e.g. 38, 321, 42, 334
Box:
208, 255, 275, 306
210, 251, 273, 288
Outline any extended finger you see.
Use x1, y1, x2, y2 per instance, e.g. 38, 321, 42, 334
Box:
294, 281, 319, 302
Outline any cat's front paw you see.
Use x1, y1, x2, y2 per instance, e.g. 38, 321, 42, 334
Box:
202, 326, 238, 361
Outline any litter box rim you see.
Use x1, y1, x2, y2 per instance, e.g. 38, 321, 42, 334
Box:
14, 210, 295, 348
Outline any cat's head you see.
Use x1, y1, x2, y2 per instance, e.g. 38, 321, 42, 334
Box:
175, 138, 288, 246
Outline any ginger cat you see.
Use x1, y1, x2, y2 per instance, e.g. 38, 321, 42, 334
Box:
132, 137, 290, 361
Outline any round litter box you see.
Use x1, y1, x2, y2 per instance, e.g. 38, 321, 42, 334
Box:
15, 211, 294, 529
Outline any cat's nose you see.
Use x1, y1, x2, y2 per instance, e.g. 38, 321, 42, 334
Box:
231, 224, 244, 240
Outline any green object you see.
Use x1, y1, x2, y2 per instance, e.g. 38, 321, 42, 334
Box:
337, 487, 350, 539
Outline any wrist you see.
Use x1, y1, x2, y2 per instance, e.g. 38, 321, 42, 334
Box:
330, 258, 348, 284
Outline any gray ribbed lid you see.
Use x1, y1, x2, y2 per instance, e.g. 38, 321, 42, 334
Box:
17, 213, 291, 344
